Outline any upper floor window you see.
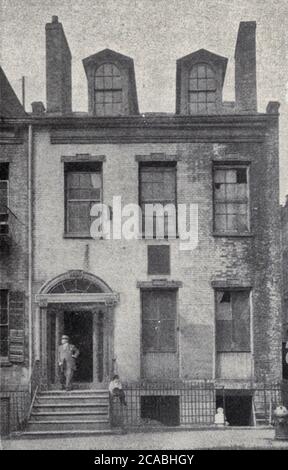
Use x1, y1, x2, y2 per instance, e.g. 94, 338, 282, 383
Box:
94, 63, 122, 116
65, 162, 102, 237
188, 63, 217, 114
0, 163, 9, 234
213, 165, 249, 234
139, 163, 177, 238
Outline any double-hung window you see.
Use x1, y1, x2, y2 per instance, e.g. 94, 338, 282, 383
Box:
65, 162, 102, 237
139, 162, 177, 238
213, 164, 250, 233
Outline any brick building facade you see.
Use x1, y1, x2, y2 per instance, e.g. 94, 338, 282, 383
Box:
0, 17, 283, 433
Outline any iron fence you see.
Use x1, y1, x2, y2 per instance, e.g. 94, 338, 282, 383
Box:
110, 380, 284, 429
111, 380, 216, 428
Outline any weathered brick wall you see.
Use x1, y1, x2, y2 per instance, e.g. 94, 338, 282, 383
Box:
32, 118, 282, 384
0, 130, 29, 388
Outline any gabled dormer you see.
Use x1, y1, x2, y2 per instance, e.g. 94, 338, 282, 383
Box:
176, 49, 228, 115
82, 49, 139, 116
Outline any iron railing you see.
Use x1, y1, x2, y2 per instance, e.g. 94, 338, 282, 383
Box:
110, 380, 216, 428
110, 380, 284, 429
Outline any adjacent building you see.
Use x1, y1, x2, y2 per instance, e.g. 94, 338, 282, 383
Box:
0, 17, 283, 433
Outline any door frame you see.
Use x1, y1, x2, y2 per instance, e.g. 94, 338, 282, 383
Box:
35, 292, 119, 389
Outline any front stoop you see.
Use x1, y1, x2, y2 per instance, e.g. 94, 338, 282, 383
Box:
21, 389, 114, 438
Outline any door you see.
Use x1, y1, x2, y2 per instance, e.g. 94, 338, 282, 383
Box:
63, 311, 93, 383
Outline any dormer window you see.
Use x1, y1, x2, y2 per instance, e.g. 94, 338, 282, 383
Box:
188, 63, 216, 114
176, 49, 227, 115
83, 49, 139, 116
94, 63, 122, 116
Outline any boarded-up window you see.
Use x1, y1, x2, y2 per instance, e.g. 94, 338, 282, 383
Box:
139, 163, 177, 238
142, 289, 177, 352
213, 166, 249, 233
0, 163, 9, 234
0, 290, 9, 357
216, 290, 251, 352
65, 162, 102, 236
147, 245, 170, 275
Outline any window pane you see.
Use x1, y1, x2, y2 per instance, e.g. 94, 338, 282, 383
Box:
206, 79, 216, 90
95, 91, 104, 103
112, 103, 122, 115
197, 92, 206, 103
104, 76, 113, 89
104, 103, 113, 115
112, 75, 122, 88
198, 102, 206, 112
189, 79, 198, 91
95, 77, 104, 89
214, 214, 227, 231
197, 65, 206, 78
198, 79, 207, 90
214, 170, 226, 183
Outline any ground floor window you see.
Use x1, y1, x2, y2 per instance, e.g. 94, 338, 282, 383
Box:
215, 289, 251, 352
141, 289, 177, 353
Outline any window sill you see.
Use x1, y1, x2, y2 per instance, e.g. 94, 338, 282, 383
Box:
63, 233, 104, 240
212, 232, 254, 238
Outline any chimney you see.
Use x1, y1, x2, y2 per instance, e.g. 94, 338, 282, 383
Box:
46, 16, 72, 113
234, 21, 257, 113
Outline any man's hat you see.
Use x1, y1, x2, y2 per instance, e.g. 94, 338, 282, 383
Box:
61, 335, 69, 340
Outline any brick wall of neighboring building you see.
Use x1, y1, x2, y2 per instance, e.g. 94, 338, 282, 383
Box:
0, 128, 29, 389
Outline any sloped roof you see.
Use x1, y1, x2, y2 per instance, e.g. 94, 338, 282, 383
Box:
0, 67, 26, 118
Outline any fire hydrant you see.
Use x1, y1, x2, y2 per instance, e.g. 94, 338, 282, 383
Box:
274, 406, 288, 440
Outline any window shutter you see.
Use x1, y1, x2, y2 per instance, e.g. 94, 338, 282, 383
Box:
9, 291, 25, 363
232, 291, 250, 352
158, 290, 176, 351
216, 291, 233, 352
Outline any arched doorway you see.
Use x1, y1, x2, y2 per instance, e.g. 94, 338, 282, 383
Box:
35, 271, 119, 389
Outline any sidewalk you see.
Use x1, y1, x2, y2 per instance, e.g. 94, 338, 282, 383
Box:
2, 428, 288, 450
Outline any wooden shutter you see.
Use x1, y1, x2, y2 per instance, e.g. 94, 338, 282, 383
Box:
216, 291, 233, 352
232, 291, 251, 352
147, 245, 170, 274
142, 289, 176, 352
9, 291, 25, 363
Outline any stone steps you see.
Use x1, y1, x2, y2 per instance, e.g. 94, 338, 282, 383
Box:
22, 389, 111, 437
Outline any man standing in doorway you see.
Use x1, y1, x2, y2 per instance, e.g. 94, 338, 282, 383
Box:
58, 335, 80, 391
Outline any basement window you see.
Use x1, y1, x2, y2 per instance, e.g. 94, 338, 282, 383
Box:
141, 396, 180, 426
